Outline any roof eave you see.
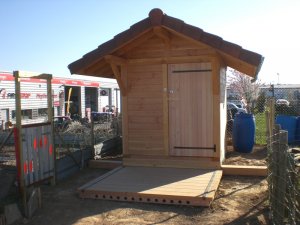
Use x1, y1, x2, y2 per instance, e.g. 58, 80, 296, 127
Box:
251, 56, 264, 82
68, 8, 264, 79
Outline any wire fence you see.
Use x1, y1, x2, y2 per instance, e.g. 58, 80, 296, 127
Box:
0, 129, 16, 171
267, 126, 300, 225
227, 86, 300, 146
0, 113, 122, 172
227, 85, 300, 224
54, 113, 122, 159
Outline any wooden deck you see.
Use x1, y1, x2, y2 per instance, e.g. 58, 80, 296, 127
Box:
78, 166, 222, 206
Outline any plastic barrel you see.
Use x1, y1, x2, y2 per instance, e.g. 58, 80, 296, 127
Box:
233, 113, 255, 153
296, 117, 300, 144
275, 115, 297, 144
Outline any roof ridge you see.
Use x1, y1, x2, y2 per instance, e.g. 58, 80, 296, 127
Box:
69, 8, 264, 79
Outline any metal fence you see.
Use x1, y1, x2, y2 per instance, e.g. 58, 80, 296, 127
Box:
0, 113, 122, 176
227, 86, 300, 224
54, 113, 122, 160
0, 129, 16, 171
227, 86, 300, 146
267, 125, 300, 225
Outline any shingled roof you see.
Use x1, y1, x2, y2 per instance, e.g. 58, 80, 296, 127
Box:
68, 8, 264, 79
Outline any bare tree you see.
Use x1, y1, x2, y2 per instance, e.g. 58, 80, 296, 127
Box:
227, 69, 262, 112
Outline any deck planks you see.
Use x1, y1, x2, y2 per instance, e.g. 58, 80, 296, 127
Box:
79, 166, 222, 206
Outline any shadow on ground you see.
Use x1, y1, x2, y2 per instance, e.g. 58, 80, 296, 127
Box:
13, 168, 269, 225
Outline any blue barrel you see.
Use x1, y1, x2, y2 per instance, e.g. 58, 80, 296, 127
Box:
275, 115, 297, 144
296, 117, 300, 144
233, 113, 255, 153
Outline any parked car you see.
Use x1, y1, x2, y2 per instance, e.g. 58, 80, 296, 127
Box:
228, 100, 246, 109
91, 112, 113, 123
276, 99, 289, 106
227, 102, 247, 114
54, 116, 71, 131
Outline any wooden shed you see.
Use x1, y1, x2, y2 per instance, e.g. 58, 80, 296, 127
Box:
69, 9, 263, 169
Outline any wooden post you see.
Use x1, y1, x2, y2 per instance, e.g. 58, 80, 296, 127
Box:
265, 110, 270, 144
121, 65, 128, 156
90, 115, 95, 158
269, 98, 275, 138
276, 129, 288, 225
47, 77, 56, 186
287, 151, 296, 225
266, 108, 272, 220
13, 71, 27, 216
271, 124, 280, 224
212, 59, 221, 159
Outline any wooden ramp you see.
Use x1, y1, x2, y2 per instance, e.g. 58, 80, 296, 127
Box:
78, 166, 222, 206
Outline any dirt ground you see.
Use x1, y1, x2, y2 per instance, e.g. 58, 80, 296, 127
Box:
224, 145, 267, 166
1, 144, 269, 225
10, 167, 269, 225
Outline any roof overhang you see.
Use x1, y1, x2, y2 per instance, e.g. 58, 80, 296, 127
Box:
68, 8, 264, 80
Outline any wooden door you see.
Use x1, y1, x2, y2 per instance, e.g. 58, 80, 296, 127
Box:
168, 63, 214, 157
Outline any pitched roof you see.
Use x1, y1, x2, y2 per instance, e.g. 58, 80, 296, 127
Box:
68, 8, 264, 79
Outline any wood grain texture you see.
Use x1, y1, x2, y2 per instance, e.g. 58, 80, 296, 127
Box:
219, 63, 227, 161
221, 165, 267, 176
126, 34, 215, 60
212, 58, 221, 159
127, 64, 164, 155
168, 63, 214, 157
79, 166, 222, 206
121, 65, 128, 155
123, 155, 220, 169
88, 160, 122, 169
162, 64, 169, 155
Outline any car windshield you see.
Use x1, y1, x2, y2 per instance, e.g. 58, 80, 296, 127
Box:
228, 103, 237, 109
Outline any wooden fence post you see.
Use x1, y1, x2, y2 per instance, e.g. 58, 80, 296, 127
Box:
271, 124, 281, 224
90, 115, 95, 158
269, 98, 275, 138
287, 151, 296, 225
276, 130, 288, 225
266, 98, 274, 222
265, 110, 270, 145
13, 71, 28, 216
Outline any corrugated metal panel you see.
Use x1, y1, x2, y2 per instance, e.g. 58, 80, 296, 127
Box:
20, 123, 54, 186
0, 109, 8, 122
80, 86, 85, 118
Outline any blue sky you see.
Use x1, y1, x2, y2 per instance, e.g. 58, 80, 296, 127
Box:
1, 0, 299, 84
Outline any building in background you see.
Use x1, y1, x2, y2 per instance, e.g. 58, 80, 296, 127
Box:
260, 84, 300, 100
0, 72, 120, 128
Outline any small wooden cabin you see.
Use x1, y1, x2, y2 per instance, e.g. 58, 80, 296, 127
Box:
69, 9, 264, 169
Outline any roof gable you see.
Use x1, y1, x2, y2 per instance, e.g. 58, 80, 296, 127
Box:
124, 32, 216, 59
68, 8, 264, 79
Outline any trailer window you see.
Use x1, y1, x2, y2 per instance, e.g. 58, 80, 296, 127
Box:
11, 109, 33, 119
38, 108, 48, 117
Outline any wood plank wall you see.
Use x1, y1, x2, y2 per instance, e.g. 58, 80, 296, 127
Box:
219, 65, 227, 162
126, 35, 213, 60
168, 63, 214, 157
126, 64, 165, 156
124, 33, 222, 164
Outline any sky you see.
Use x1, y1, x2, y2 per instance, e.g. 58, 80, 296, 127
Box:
1, 0, 300, 84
